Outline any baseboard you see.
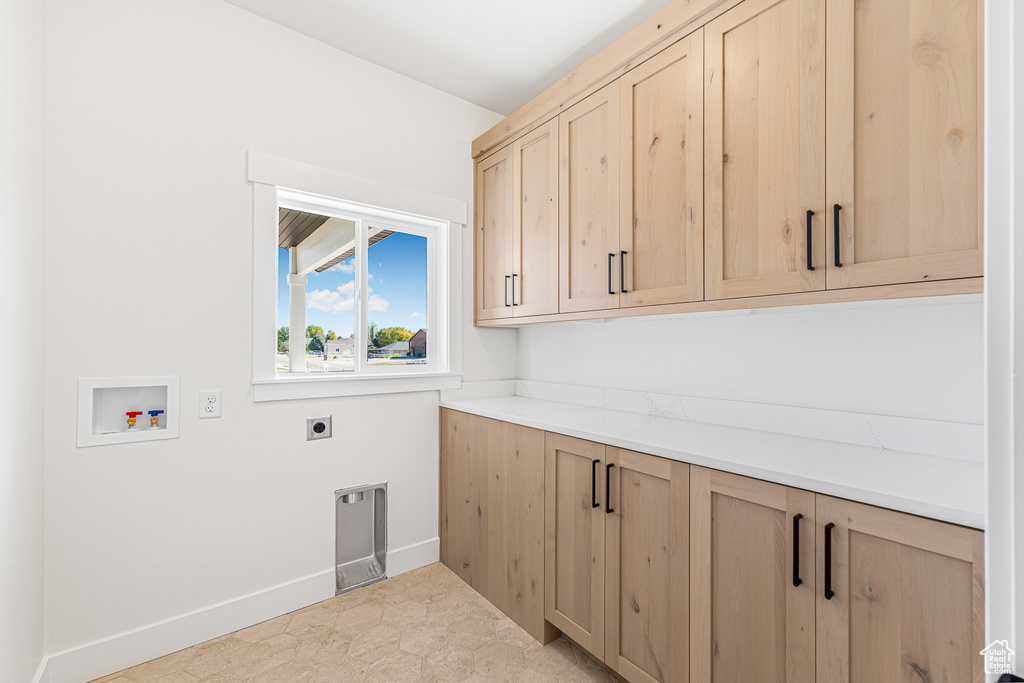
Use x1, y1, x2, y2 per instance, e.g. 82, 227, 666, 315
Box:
42, 537, 439, 683
386, 536, 440, 577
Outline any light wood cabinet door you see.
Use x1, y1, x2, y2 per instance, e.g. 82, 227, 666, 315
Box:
605, 449, 689, 683
475, 145, 514, 321
439, 408, 503, 593
825, 0, 983, 289
513, 119, 559, 318
618, 31, 705, 308
816, 496, 984, 683
703, 0, 826, 300
689, 467, 815, 683
502, 421, 558, 643
559, 83, 621, 314
545, 433, 607, 658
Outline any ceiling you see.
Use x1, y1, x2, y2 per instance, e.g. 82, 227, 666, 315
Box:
223, 0, 675, 115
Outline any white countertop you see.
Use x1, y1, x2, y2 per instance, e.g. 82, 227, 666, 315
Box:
439, 395, 984, 529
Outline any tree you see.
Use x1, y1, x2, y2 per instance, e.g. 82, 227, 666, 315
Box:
372, 326, 414, 349
367, 322, 379, 349
277, 326, 288, 352
305, 325, 324, 353
326, 330, 337, 341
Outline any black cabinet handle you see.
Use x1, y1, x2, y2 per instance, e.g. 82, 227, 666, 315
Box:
608, 253, 615, 295
806, 210, 815, 271
511, 273, 518, 306
504, 275, 510, 307
833, 204, 843, 268
591, 459, 600, 508
792, 513, 803, 587
620, 251, 628, 293
606, 463, 615, 514
824, 522, 835, 599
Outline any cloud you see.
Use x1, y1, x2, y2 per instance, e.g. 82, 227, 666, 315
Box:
306, 282, 388, 315
410, 312, 421, 318
327, 261, 355, 274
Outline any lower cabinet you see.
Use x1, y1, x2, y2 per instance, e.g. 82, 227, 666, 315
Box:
690, 466, 985, 683
440, 410, 984, 683
438, 408, 556, 644
544, 434, 690, 682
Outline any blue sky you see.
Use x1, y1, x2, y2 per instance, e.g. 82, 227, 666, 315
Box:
277, 232, 427, 340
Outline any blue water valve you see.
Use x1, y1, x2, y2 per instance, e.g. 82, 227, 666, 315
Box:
148, 409, 165, 429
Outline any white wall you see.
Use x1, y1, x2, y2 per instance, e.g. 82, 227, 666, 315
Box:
43, 0, 506, 671
0, 0, 47, 680
519, 297, 983, 425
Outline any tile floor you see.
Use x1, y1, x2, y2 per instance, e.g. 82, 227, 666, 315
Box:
90, 562, 616, 683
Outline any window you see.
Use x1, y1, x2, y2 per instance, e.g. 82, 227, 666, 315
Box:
276, 190, 438, 376
248, 151, 464, 400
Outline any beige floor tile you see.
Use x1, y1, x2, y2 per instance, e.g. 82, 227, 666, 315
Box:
90, 563, 623, 683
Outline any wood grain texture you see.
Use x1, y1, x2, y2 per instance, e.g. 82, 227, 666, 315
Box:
513, 118, 560, 318
475, 146, 515, 321
619, 30, 705, 308
689, 467, 815, 683
504, 422, 560, 644
703, 0, 826, 300
475, 276, 983, 327
545, 433, 607, 659
825, 0, 983, 289
559, 84, 621, 314
816, 495, 985, 683
439, 408, 501, 593
472, 0, 747, 160
605, 449, 689, 683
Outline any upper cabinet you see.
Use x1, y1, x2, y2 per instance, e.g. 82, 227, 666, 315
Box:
474, 121, 559, 322
704, 0, 826, 300
559, 84, 622, 314
474, 145, 514, 321
824, 0, 983, 288
620, 31, 705, 307
473, 0, 983, 325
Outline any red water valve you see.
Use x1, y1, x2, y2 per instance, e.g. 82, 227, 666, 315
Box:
126, 411, 143, 429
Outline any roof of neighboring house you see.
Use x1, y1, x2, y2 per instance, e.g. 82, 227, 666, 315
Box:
380, 341, 410, 352
410, 329, 427, 344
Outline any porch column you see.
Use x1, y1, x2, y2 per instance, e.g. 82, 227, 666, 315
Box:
288, 247, 307, 372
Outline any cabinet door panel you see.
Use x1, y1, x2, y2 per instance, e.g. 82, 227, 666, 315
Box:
606, 449, 689, 683
439, 408, 503, 593
559, 84, 620, 313
619, 31, 704, 307
826, 0, 983, 288
704, 0, 825, 299
514, 119, 559, 317
475, 146, 514, 320
816, 496, 984, 683
545, 433, 606, 658
689, 467, 815, 683
504, 422, 558, 643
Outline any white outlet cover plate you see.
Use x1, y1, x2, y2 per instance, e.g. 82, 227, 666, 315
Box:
199, 389, 222, 419
307, 416, 332, 440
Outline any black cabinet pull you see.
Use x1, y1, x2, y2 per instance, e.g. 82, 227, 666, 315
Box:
792, 513, 803, 587
504, 275, 510, 307
608, 253, 615, 295
591, 459, 600, 508
806, 210, 815, 271
833, 204, 843, 268
511, 273, 518, 306
606, 463, 615, 514
824, 522, 835, 599
620, 251, 628, 293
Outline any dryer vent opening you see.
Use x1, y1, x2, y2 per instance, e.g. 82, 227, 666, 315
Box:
335, 483, 386, 594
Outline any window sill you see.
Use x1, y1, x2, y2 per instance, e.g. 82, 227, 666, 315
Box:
252, 372, 462, 401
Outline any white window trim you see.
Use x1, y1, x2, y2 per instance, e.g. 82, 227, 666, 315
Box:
248, 150, 465, 401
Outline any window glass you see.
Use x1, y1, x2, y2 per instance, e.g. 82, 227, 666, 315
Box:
366, 230, 428, 366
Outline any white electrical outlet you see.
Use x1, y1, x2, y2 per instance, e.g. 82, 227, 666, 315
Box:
199, 389, 221, 419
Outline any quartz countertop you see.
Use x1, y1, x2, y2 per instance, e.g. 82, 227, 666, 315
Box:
439, 395, 984, 529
